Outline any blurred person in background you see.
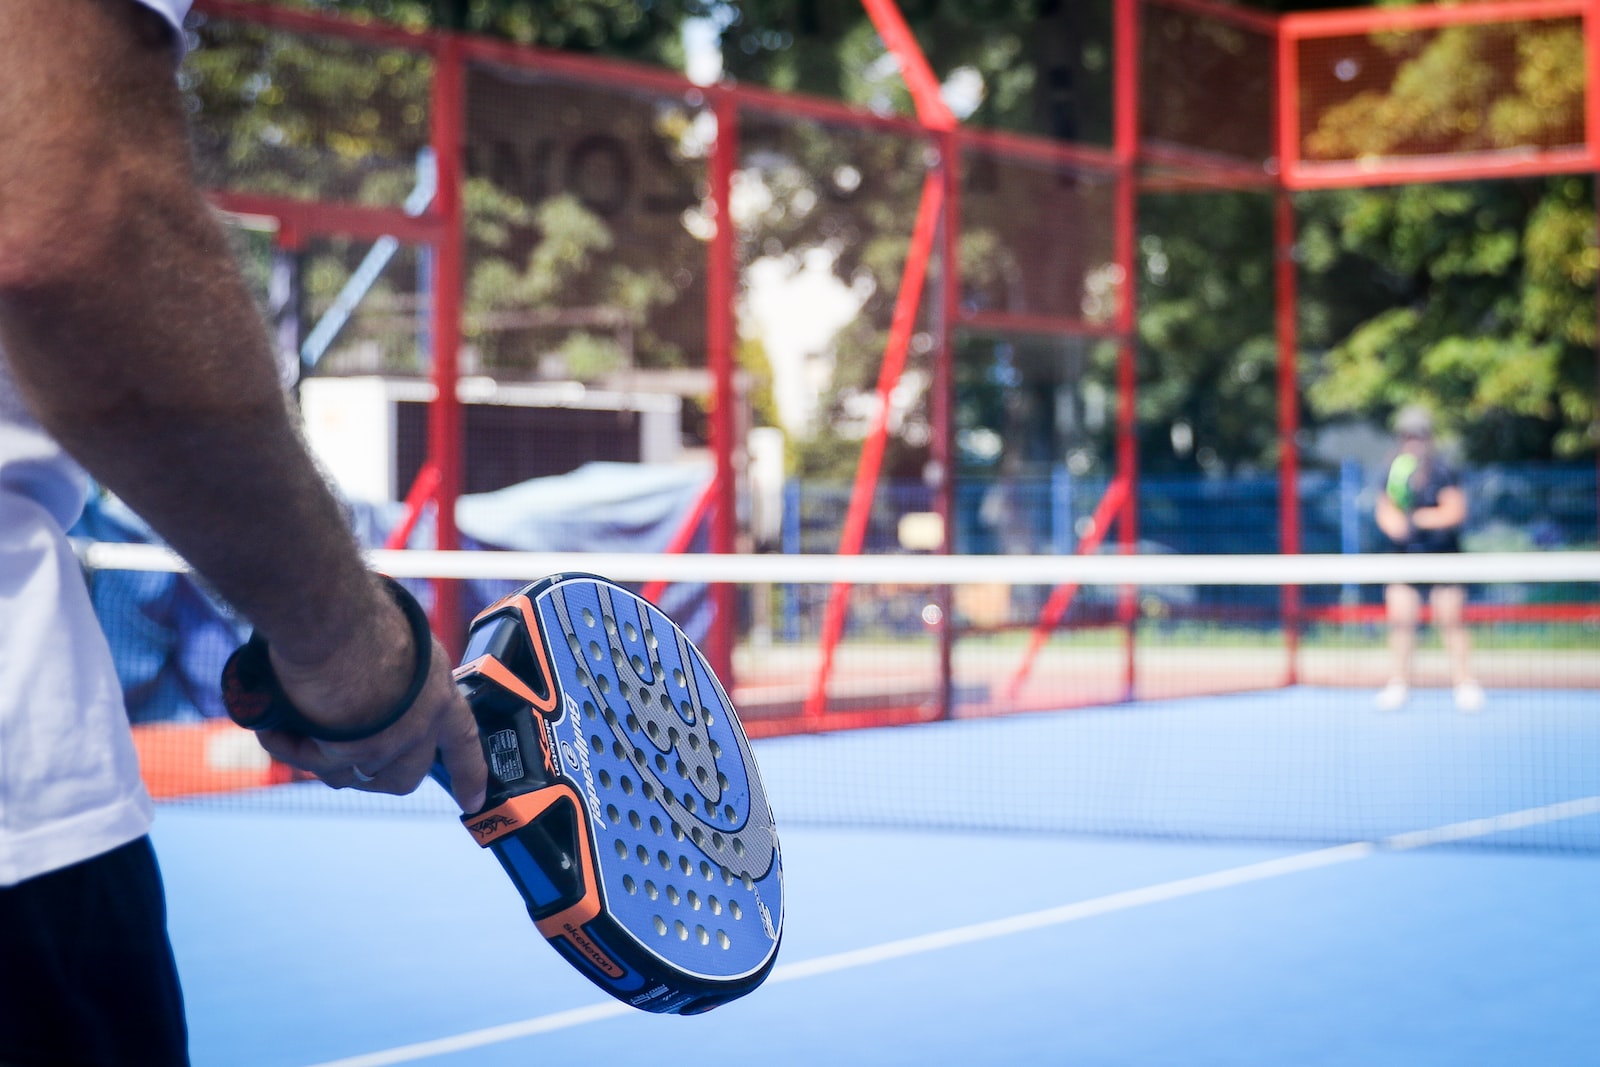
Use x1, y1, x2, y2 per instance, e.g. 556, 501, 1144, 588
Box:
1373, 406, 1484, 713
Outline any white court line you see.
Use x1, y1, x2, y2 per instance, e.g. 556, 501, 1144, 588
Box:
1382, 796, 1600, 851
302, 796, 1600, 1067
765, 842, 1374, 984
301, 1003, 635, 1067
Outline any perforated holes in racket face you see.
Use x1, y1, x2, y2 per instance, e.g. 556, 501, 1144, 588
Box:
535, 576, 782, 982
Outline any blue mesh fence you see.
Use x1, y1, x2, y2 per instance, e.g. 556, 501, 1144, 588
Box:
778, 463, 1598, 635
786, 464, 1595, 556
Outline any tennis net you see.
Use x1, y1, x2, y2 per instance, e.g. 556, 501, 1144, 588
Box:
79, 542, 1600, 850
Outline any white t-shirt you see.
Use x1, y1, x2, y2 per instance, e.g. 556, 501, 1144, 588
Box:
0, 361, 155, 886
0, 0, 195, 885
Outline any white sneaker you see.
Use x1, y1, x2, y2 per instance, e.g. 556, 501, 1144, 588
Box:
1454, 680, 1486, 713
1375, 679, 1409, 711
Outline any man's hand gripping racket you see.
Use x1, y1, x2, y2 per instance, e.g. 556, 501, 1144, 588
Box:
225, 572, 782, 1015
431, 574, 783, 1014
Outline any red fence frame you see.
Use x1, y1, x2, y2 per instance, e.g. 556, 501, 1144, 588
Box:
1278, 0, 1600, 189
190, 0, 1598, 727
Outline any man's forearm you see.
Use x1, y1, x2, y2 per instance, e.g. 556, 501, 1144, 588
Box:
0, 219, 373, 662
0, 0, 393, 676
0, 0, 488, 807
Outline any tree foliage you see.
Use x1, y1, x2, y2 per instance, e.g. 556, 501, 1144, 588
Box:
1294, 11, 1596, 462
716, 0, 1598, 469
189, 0, 710, 385
1301, 178, 1597, 460
190, 0, 1598, 472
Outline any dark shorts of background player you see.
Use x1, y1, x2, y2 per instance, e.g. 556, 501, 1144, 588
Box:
1393, 537, 1466, 601
1392, 581, 1466, 600
0, 835, 188, 1067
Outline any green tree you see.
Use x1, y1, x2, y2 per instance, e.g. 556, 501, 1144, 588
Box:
188, 0, 706, 380
1301, 178, 1597, 461
720, 0, 1599, 470
1137, 193, 1280, 475
1293, 12, 1597, 462
192, 0, 1597, 468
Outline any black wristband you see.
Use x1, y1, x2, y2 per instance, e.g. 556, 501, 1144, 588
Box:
221, 575, 434, 743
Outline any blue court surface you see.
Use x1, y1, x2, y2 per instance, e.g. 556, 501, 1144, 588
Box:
154, 690, 1600, 1067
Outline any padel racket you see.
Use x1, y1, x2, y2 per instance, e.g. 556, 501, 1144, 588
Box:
431, 574, 783, 1015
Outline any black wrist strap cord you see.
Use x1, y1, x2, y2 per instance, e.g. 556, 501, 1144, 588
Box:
221, 575, 433, 743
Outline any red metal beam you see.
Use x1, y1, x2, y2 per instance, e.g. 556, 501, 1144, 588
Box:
427, 34, 466, 653
1145, 0, 1281, 36
1276, 6, 1302, 191
1588, 0, 1600, 157
459, 34, 698, 99
1114, 0, 1141, 702
959, 309, 1126, 339
1284, 147, 1600, 191
639, 477, 718, 606
743, 703, 937, 739
1594, 0, 1600, 549
859, 0, 957, 130
935, 128, 960, 720
959, 126, 1121, 174
195, 0, 441, 52
1304, 603, 1600, 625
208, 191, 446, 245
1137, 143, 1279, 191
1004, 475, 1132, 704
1276, 190, 1301, 686
1273, 6, 1298, 689
802, 171, 946, 726
732, 82, 932, 138
704, 89, 740, 685
1282, 0, 1588, 38
1138, 172, 1279, 194
383, 463, 440, 551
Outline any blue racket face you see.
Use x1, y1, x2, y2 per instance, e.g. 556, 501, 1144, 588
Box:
530, 575, 782, 989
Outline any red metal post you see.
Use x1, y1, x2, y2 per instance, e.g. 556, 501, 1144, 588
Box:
1276, 14, 1301, 190
1113, 0, 1141, 702
935, 128, 960, 720
209, 192, 446, 246
1588, 0, 1600, 545
802, 172, 946, 726
1005, 475, 1132, 704
705, 89, 740, 685
196, 0, 437, 48
1276, 190, 1302, 686
1282, 0, 1588, 38
1281, 0, 1599, 191
428, 34, 465, 653
858, 0, 957, 130
383, 463, 441, 550
1588, 0, 1600, 164
640, 476, 718, 605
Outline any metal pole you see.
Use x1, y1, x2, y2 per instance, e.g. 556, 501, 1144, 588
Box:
706, 89, 740, 685
428, 34, 466, 653
1113, 0, 1140, 702
1277, 190, 1302, 686
935, 127, 960, 720
1588, 1, 1600, 545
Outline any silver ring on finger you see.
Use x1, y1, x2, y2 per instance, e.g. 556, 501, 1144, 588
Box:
350, 765, 375, 783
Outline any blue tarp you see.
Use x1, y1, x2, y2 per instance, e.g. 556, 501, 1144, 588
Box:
76, 462, 712, 723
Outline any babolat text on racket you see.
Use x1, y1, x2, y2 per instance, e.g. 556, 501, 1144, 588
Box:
432, 573, 783, 1015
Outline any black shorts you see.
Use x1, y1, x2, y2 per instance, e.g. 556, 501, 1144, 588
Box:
0, 836, 188, 1066
1392, 581, 1465, 599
